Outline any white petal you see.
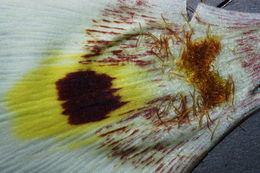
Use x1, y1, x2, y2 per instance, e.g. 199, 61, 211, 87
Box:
0, 1, 193, 173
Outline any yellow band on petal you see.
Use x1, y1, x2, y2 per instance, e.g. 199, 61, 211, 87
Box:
5, 53, 159, 144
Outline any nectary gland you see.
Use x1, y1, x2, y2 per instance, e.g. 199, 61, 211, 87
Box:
177, 35, 234, 110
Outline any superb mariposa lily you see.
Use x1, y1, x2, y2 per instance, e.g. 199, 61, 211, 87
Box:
0, 0, 259, 173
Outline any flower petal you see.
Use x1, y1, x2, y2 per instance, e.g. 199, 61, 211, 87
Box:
0, 1, 198, 173
2, 1, 259, 173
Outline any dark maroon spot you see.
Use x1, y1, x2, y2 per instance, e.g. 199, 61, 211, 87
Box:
56, 70, 127, 125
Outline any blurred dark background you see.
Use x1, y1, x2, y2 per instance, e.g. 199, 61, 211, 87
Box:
186, 1, 260, 173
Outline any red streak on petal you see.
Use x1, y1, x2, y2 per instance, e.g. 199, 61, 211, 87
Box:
94, 25, 126, 30
102, 19, 112, 23
104, 8, 123, 14
82, 52, 101, 58
99, 126, 128, 137
87, 40, 112, 44
146, 20, 157, 23
86, 29, 121, 35
141, 14, 157, 19
155, 163, 164, 172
